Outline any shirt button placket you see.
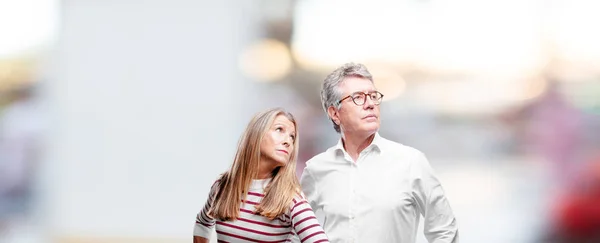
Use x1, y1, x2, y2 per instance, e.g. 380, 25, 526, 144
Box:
349, 158, 358, 242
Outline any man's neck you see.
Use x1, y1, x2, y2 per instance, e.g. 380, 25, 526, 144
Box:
341, 132, 376, 162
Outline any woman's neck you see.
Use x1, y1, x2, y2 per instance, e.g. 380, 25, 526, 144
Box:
257, 160, 276, 179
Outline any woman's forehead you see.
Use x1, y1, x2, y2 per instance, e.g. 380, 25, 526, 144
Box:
273, 115, 295, 127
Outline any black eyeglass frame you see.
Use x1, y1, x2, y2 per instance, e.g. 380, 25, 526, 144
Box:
337, 91, 384, 106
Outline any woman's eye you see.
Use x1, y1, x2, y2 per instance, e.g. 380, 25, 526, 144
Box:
275, 127, 283, 132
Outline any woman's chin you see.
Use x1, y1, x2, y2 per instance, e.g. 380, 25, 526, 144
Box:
275, 160, 287, 167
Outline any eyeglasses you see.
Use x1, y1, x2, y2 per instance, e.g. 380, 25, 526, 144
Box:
337, 91, 384, 106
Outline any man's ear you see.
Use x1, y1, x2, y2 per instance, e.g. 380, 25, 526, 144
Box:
327, 106, 340, 126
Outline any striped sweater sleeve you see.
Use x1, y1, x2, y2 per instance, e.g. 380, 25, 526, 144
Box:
290, 193, 329, 243
193, 180, 220, 238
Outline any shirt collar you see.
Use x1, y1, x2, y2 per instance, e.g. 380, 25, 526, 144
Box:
333, 132, 383, 156
249, 178, 272, 190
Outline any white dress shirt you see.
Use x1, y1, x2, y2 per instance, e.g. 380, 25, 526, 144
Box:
300, 133, 458, 243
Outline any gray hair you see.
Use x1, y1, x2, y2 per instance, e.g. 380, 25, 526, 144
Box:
320, 62, 373, 133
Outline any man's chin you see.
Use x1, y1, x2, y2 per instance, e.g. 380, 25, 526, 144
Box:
363, 124, 380, 133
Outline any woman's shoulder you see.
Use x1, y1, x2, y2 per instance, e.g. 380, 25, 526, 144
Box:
290, 189, 308, 205
208, 173, 227, 193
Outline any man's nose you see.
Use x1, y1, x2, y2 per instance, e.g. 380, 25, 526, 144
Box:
364, 96, 375, 109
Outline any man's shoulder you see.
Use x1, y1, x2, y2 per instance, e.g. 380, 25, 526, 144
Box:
304, 145, 340, 168
305, 150, 333, 166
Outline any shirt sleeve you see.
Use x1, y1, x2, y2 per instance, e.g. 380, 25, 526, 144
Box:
290, 193, 329, 243
411, 152, 459, 243
193, 180, 220, 239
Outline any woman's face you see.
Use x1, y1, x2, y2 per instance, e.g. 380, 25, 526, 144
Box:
260, 114, 296, 167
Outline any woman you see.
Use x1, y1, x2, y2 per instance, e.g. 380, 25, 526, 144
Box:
193, 108, 329, 243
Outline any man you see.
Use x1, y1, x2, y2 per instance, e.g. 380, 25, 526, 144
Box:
300, 63, 458, 242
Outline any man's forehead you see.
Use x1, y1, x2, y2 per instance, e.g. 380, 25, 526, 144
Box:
340, 80, 374, 93
343, 88, 377, 95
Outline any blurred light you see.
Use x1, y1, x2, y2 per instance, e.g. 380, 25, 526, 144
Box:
520, 76, 548, 101
367, 63, 406, 102
0, 65, 10, 80
0, 0, 59, 58
411, 76, 542, 116
552, 1, 600, 66
291, 0, 545, 76
238, 39, 292, 82
0, 58, 35, 92
290, 0, 411, 71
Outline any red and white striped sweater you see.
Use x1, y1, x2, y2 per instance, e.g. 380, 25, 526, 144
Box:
194, 178, 329, 243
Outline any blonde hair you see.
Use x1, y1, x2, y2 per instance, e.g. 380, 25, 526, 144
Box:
209, 108, 300, 220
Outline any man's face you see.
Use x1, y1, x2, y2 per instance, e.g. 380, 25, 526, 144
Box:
329, 77, 381, 137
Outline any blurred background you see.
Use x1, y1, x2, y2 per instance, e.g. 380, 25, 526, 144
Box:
1, 0, 600, 242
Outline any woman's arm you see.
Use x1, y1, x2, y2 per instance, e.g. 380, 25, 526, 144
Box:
193, 180, 220, 241
290, 194, 329, 243
193, 236, 209, 243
